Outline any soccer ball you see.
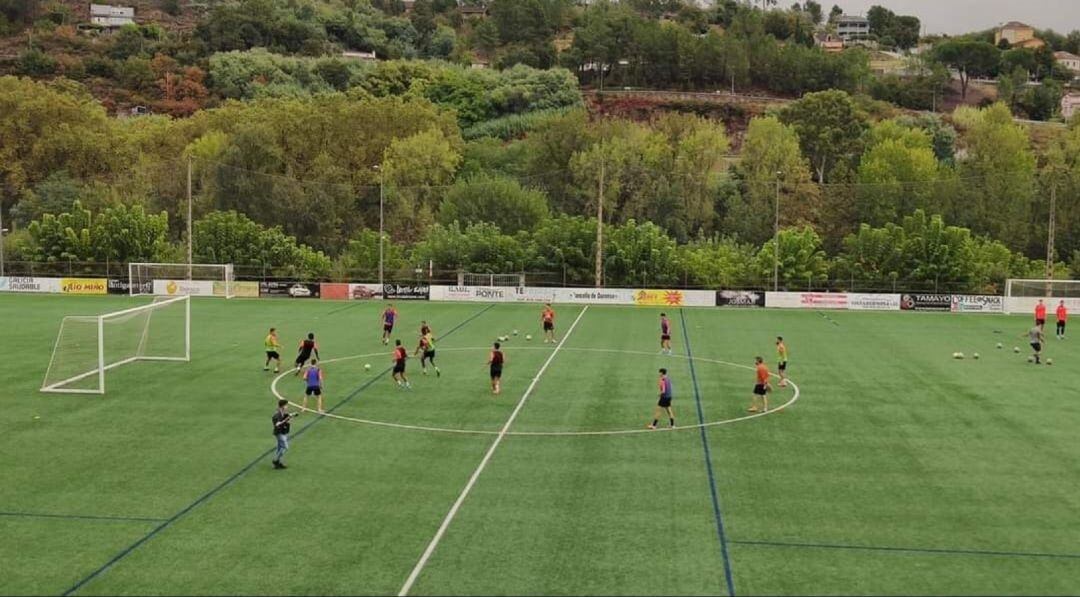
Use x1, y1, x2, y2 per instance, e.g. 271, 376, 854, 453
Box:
996, 342, 1003, 349
1047, 358, 1054, 366
1027, 356, 1035, 363
951, 352, 959, 359
364, 363, 371, 371
956, 352, 965, 359
513, 330, 519, 336
1013, 347, 1020, 353
525, 334, 532, 341
973, 353, 980, 360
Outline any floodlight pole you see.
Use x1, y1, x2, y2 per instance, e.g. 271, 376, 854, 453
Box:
773, 175, 781, 292
0, 206, 5, 278
375, 163, 385, 292
186, 155, 193, 280
1046, 184, 1056, 280
594, 156, 605, 288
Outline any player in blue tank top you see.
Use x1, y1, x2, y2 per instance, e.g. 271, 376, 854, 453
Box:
301, 359, 324, 413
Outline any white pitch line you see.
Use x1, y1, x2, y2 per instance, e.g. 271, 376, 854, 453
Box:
396, 305, 590, 596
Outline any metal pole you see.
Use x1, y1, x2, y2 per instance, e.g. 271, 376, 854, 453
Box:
773, 176, 781, 291
186, 155, 193, 280
378, 169, 385, 291
595, 155, 605, 288
1046, 184, 1056, 280
0, 206, 5, 278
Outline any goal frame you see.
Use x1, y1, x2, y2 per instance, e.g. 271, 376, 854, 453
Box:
128, 262, 235, 298
1004, 278, 1080, 314
40, 295, 191, 394
457, 272, 525, 288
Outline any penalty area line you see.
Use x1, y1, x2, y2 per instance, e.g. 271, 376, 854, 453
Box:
396, 305, 590, 596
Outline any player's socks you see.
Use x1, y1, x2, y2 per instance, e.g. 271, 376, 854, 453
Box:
435, 367, 441, 377
669, 418, 675, 427
263, 366, 269, 371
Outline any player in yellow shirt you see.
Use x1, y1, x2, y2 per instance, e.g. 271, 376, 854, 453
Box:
776, 336, 788, 388
264, 327, 281, 373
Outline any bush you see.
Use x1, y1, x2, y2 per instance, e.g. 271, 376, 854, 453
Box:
18, 49, 58, 75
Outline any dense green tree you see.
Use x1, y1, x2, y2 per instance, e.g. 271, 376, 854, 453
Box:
25, 200, 170, 264
932, 40, 1000, 99
779, 89, 868, 183
411, 221, 533, 273
438, 175, 549, 234
529, 215, 598, 285
755, 226, 829, 289
193, 210, 330, 279
856, 121, 941, 225
604, 219, 682, 287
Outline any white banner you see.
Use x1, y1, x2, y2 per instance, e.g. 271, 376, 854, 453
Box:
955, 295, 1005, 313
153, 279, 215, 297
430, 285, 519, 302
0, 276, 62, 293
848, 293, 901, 311
1002, 296, 1076, 315
552, 288, 635, 305
766, 292, 849, 309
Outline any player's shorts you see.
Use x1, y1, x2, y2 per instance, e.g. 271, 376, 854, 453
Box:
490, 364, 503, 379
393, 361, 406, 374
657, 394, 672, 408
383, 323, 394, 333
305, 386, 322, 396
661, 334, 671, 342
266, 350, 280, 360
295, 351, 312, 366
543, 321, 554, 332
1036, 318, 1046, 326
1057, 321, 1066, 331
423, 349, 436, 360
753, 383, 768, 396
778, 361, 787, 372
1031, 342, 1042, 352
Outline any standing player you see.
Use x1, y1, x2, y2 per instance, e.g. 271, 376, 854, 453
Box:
1026, 324, 1045, 364
271, 399, 296, 470
381, 304, 398, 345
293, 333, 319, 375
647, 368, 675, 430
489, 341, 504, 395
415, 332, 440, 377
1056, 300, 1068, 339
301, 359, 324, 413
1035, 299, 1047, 330
541, 304, 556, 343
749, 356, 771, 413
776, 336, 789, 387
264, 327, 281, 373
392, 339, 411, 388
659, 313, 673, 355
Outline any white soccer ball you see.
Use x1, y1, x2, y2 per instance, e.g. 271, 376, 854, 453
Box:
1013, 347, 1020, 353
973, 353, 980, 360
1047, 358, 1054, 366
364, 363, 371, 371
951, 352, 959, 359
525, 334, 532, 341
996, 342, 1003, 349
1027, 356, 1035, 363
513, 330, 519, 336
956, 352, 965, 359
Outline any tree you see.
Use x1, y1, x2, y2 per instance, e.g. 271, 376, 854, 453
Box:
932, 40, 1000, 99
529, 215, 597, 285
604, 219, 682, 287
193, 210, 330, 279
411, 221, 533, 273
779, 89, 868, 183
383, 127, 463, 242
438, 174, 549, 234
680, 236, 757, 288
803, 0, 822, 25
828, 4, 842, 23
856, 121, 941, 225
755, 226, 829, 289
335, 229, 409, 278
24, 200, 170, 264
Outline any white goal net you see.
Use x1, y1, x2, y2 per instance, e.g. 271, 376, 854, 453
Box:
458, 272, 525, 288
1004, 279, 1080, 314
41, 296, 191, 394
129, 262, 235, 298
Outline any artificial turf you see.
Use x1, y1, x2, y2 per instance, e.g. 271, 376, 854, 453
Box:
2, 294, 1078, 595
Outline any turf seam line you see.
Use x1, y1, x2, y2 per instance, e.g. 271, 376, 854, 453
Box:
730, 539, 1080, 560
0, 511, 167, 523
60, 304, 496, 597
679, 308, 737, 597
396, 305, 590, 597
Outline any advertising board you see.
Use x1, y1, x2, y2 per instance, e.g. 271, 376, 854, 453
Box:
259, 281, 321, 299
0, 276, 62, 293
716, 290, 765, 308
766, 292, 849, 309
383, 283, 430, 300
59, 278, 108, 295
153, 279, 215, 297
108, 278, 152, 295
848, 293, 901, 311
900, 294, 952, 312
956, 294, 1005, 313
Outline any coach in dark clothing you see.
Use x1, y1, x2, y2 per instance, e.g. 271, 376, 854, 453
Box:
272, 399, 294, 469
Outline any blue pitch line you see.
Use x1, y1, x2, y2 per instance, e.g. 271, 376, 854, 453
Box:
679, 308, 737, 597
730, 539, 1080, 560
62, 304, 496, 597
0, 511, 166, 523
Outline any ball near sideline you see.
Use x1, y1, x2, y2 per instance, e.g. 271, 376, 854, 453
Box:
364, 363, 371, 371
1047, 358, 1053, 365
973, 353, 980, 359
513, 330, 519, 336
1014, 346, 1020, 353
996, 342, 1003, 349
525, 334, 532, 341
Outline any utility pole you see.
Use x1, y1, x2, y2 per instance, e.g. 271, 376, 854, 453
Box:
594, 156, 605, 288
0, 204, 6, 278
773, 174, 781, 292
1046, 184, 1057, 280
186, 155, 193, 280
376, 164, 385, 292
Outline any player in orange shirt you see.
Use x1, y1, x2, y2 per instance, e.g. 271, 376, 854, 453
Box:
541, 303, 556, 343
749, 356, 771, 413
1035, 299, 1047, 330
1056, 300, 1068, 339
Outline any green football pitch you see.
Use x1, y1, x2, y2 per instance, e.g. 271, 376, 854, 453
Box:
3, 293, 1079, 596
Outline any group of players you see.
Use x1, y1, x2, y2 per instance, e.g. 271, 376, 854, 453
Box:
1026, 299, 1068, 364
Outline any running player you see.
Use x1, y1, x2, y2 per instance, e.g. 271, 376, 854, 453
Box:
776, 336, 789, 387
1026, 324, 1045, 364
489, 341, 504, 395
381, 304, 398, 345
541, 304, 556, 343
647, 368, 675, 430
420, 320, 432, 338
392, 339, 411, 388
264, 327, 281, 372
749, 356, 771, 413
294, 333, 319, 375
1035, 299, 1047, 330
415, 332, 440, 377
659, 313, 672, 355
1056, 300, 1068, 339
301, 358, 324, 413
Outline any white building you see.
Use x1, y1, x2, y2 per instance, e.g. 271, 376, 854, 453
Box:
89, 4, 135, 28
835, 15, 870, 42
1061, 93, 1080, 120
1054, 51, 1080, 74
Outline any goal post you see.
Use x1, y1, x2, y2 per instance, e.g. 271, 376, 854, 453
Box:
457, 272, 525, 288
129, 262, 235, 298
1004, 278, 1080, 314
41, 296, 191, 394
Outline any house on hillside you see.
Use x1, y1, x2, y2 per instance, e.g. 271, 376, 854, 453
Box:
1062, 93, 1080, 120
814, 32, 844, 53
1054, 51, 1080, 74
995, 21, 1046, 49
835, 15, 870, 42
342, 50, 377, 61
89, 4, 134, 28
458, 2, 488, 19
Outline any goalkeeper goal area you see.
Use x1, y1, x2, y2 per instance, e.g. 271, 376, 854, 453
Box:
41, 296, 190, 394
457, 272, 525, 288
1004, 278, 1080, 314
129, 262, 235, 298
